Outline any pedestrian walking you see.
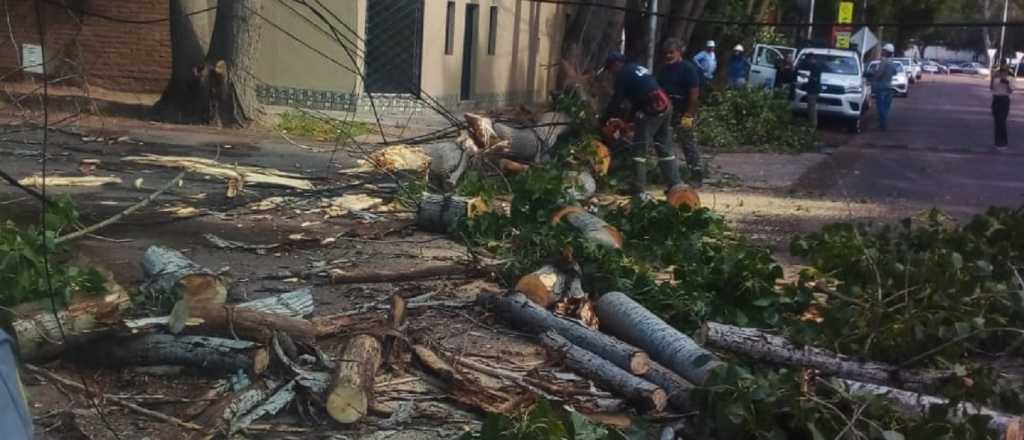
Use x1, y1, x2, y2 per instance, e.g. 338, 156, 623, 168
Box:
658, 38, 704, 186
799, 53, 823, 129
601, 52, 679, 200
871, 43, 900, 131
992, 64, 1015, 149
693, 40, 717, 86
727, 44, 751, 89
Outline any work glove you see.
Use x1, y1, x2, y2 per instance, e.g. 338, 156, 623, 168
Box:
679, 115, 696, 130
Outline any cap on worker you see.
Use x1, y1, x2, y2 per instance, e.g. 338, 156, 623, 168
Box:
883, 43, 895, 53
734, 44, 744, 52
605, 52, 627, 66
706, 40, 716, 48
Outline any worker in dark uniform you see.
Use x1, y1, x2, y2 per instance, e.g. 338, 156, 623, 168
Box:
601, 52, 680, 199
657, 38, 704, 187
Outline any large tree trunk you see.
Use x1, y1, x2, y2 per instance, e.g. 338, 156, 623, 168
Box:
152, 0, 264, 127
541, 331, 667, 412
177, 303, 316, 344
82, 334, 270, 375
667, 0, 709, 48
560, 0, 628, 81
482, 293, 651, 375
594, 292, 723, 385
701, 322, 954, 392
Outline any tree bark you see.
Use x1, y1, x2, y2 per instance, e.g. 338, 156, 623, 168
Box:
178, 303, 316, 344
416, 194, 488, 234
702, 322, 954, 392
83, 334, 269, 375
594, 292, 724, 385
551, 207, 624, 249
152, 0, 264, 126
124, 288, 314, 330
642, 362, 697, 412
540, 331, 667, 412
140, 245, 227, 307
326, 335, 383, 424
482, 293, 651, 375
12, 290, 130, 362
560, 0, 629, 82
835, 379, 1023, 440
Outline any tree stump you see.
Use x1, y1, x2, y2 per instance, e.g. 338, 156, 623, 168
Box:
140, 245, 226, 307
416, 193, 487, 233
326, 335, 383, 424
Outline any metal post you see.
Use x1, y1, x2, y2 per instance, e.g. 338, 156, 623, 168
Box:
998, 0, 1009, 64
646, 0, 658, 69
807, 0, 816, 41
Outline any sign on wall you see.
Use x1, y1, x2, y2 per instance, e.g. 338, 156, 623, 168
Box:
21, 44, 43, 74
838, 2, 855, 24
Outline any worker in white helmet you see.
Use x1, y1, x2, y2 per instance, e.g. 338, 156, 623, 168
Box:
727, 44, 751, 89
869, 43, 899, 131
693, 40, 717, 84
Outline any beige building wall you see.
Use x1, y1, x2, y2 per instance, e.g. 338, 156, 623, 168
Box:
421, 0, 566, 106
254, 0, 363, 96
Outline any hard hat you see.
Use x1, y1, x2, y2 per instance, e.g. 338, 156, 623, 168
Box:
734, 44, 744, 52
883, 43, 895, 53
706, 40, 716, 48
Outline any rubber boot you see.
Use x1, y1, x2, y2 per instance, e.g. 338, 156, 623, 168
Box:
632, 158, 648, 197
658, 156, 683, 191
689, 167, 704, 188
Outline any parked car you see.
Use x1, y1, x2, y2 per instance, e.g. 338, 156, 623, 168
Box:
948, 63, 964, 74
893, 57, 921, 82
866, 60, 910, 97
959, 62, 991, 76
921, 60, 948, 74
793, 48, 871, 133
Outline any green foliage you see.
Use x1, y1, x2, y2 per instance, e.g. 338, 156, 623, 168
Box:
275, 111, 373, 141
698, 88, 818, 153
0, 197, 104, 307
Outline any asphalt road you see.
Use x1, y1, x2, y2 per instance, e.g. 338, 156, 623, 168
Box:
803, 74, 1024, 215
851, 74, 1024, 149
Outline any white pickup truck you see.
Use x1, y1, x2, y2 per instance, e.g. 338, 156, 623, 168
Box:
748, 45, 872, 133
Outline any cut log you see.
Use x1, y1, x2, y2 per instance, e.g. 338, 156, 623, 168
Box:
540, 331, 667, 412
642, 363, 697, 412
326, 335, 383, 424
515, 264, 586, 308
140, 245, 227, 307
175, 303, 316, 344
124, 288, 314, 330
595, 292, 724, 386
83, 334, 269, 375
121, 154, 313, 190
416, 193, 489, 233
327, 261, 497, 285
835, 379, 1023, 440
565, 171, 597, 202
666, 184, 701, 209
421, 135, 478, 188
482, 293, 650, 375
12, 287, 130, 362
465, 112, 569, 162
551, 207, 623, 249
702, 322, 953, 392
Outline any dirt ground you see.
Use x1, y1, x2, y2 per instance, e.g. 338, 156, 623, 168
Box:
5, 76, 1024, 439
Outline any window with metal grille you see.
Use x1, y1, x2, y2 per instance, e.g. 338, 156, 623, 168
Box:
487, 6, 498, 55
445, 2, 455, 55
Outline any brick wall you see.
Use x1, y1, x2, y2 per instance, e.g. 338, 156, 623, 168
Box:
0, 0, 171, 93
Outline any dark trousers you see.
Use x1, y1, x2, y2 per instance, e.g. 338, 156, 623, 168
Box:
632, 109, 682, 194
993, 95, 1010, 147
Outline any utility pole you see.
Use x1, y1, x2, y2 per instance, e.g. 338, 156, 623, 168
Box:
646, 0, 658, 69
998, 0, 1009, 64
807, 0, 816, 41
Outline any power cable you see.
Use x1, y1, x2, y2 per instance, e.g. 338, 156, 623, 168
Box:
31, 1, 123, 438
40, 0, 216, 25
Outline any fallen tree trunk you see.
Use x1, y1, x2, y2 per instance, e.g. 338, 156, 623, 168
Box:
326, 261, 497, 285
552, 207, 623, 249
174, 303, 316, 344
83, 334, 269, 375
540, 331, 667, 412
421, 137, 477, 188
465, 112, 570, 162
416, 193, 487, 233
642, 362, 697, 412
835, 379, 1023, 440
326, 335, 382, 424
515, 264, 586, 308
140, 245, 227, 306
13, 289, 130, 362
595, 292, 723, 385
702, 322, 953, 391
124, 288, 314, 330
482, 293, 650, 375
